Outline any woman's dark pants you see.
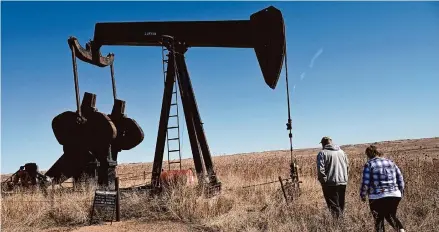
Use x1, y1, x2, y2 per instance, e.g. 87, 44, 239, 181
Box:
369, 197, 405, 232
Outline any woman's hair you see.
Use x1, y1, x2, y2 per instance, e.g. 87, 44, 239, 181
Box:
365, 145, 383, 159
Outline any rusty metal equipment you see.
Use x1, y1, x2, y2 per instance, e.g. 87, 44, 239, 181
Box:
278, 162, 302, 203
282, 48, 302, 201
160, 168, 197, 191
45, 44, 144, 189
1, 163, 49, 192
65, 6, 286, 195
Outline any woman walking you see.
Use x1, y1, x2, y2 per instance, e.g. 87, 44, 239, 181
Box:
359, 145, 406, 232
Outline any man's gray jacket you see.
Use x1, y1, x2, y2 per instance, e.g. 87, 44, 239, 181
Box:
317, 144, 349, 186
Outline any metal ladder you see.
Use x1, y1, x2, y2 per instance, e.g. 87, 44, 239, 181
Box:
161, 44, 182, 171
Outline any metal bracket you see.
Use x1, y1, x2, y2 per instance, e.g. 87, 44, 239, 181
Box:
68, 36, 114, 67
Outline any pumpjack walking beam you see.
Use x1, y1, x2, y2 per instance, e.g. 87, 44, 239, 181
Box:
67, 5, 287, 194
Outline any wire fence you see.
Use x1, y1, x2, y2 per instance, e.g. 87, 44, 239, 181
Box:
1, 171, 294, 201
2, 178, 298, 204
4, 151, 437, 199
2, 199, 94, 203
55, 171, 152, 184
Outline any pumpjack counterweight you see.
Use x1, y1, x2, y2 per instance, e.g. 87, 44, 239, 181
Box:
46, 39, 144, 189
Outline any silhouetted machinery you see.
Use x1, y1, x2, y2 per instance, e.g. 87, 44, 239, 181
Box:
45, 6, 287, 195
45, 54, 144, 189
1, 163, 49, 192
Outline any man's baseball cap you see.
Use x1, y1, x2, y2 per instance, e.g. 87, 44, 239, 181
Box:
320, 136, 332, 144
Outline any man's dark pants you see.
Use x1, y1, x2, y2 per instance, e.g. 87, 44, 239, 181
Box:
322, 184, 346, 218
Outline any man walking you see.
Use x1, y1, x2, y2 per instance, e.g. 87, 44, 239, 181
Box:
316, 136, 349, 218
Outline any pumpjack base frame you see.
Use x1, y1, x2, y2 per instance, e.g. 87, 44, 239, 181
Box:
113, 37, 223, 198
150, 37, 221, 196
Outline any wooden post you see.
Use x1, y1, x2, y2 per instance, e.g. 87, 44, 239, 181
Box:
115, 177, 120, 222
278, 176, 289, 205
143, 171, 146, 181
51, 190, 55, 210
89, 194, 96, 225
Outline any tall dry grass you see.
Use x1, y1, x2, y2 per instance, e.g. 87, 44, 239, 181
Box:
1, 138, 439, 232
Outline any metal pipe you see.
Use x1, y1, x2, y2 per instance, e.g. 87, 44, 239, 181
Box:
69, 44, 81, 117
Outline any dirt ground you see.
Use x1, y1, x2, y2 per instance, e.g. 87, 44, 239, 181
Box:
41, 220, 210, 232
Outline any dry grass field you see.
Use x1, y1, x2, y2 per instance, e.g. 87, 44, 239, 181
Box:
1, 137, 439, 232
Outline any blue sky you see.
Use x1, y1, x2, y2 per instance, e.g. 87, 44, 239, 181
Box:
2, 1, 439, 174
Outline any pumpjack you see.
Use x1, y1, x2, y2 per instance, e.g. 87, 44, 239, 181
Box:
45, 49, 145, 189
46, 6, 289, 196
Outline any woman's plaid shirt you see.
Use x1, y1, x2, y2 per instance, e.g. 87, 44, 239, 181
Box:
360, 157, 405, 199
